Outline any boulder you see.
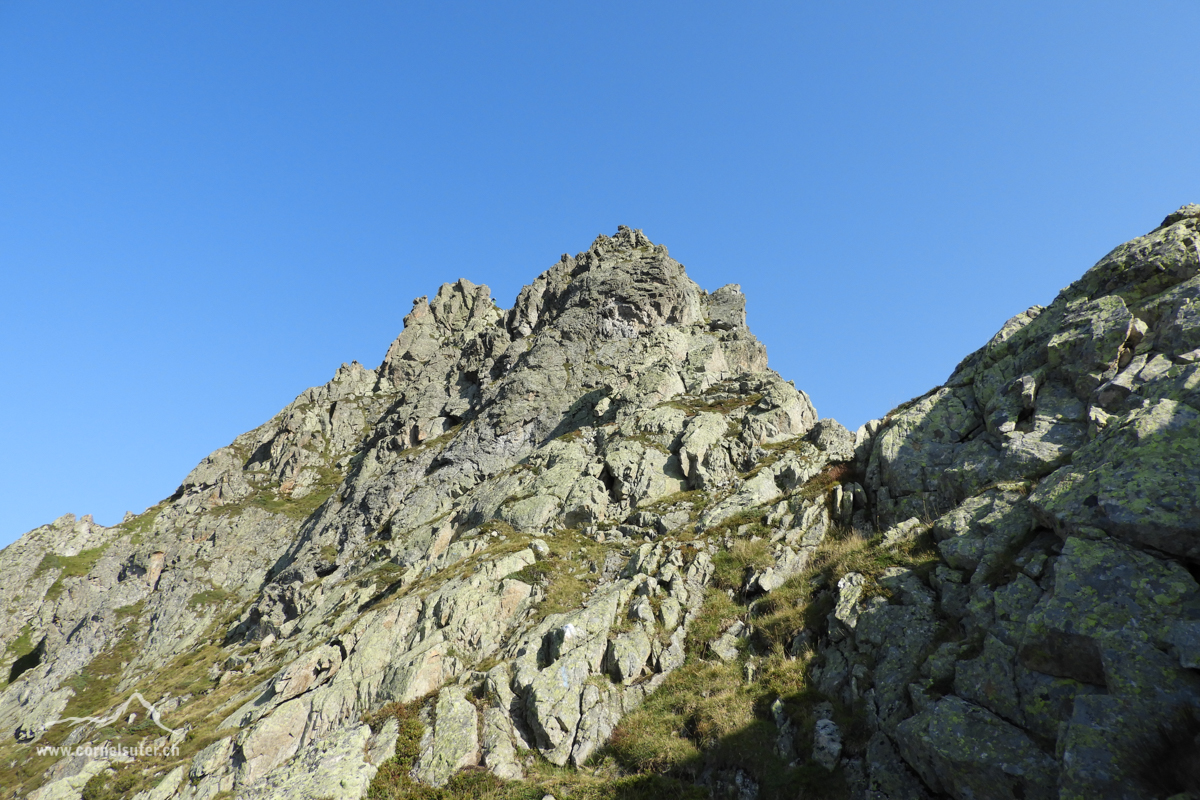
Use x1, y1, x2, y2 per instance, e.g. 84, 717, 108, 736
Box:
412, 688, 480, 786
1030, 398, 1200, 561
895, 695, 1057, 800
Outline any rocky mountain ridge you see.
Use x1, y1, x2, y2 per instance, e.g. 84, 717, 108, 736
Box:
2, 211, 1198, 800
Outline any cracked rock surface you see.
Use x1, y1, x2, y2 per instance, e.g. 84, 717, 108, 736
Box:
3, 211, 1199, 800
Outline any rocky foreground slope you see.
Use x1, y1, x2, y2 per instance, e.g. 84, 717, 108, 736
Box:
2, 211, 1199, 800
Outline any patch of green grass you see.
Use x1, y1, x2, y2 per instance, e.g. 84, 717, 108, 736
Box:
711, 539, 773, 593
365, 712, 709, 800
405, 424, 464, 459
5, 623, 40, 686
599, 518, 934, 799
222, 485, 333, 521
539, 570, 591, 621
683, 589, 740, 658
609, 660, 744, 771
116, 504, 163, 544
214, 461, 347, 522
499, 492, 536, 509
80, 769, 138, 800
253, 485, 337, 519
605, 657, 849, 800
360, 561, 405, 588
508, 562, 550, 585
4, 623, 34, 659
706, 506, 771, 543
621, 432, 671, 455
187, 586, 231, 609
749, 525, 939, 657
0, 609, 268, 799
638, 490, 709, 516
460, 526, 624, 625
60, 624, 140, 720
660, 391, 764, 418
365, 700, 428, 799
793, 463, 854, 503
476, 519, 518, 537
35, 546, 109, 602
115, 600, 146, 621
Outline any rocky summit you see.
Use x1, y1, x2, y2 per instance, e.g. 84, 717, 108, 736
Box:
2, 212, 1199, 800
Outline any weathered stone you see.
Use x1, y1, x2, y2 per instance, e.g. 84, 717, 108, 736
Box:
413, 687, 480, 786
606, 629, 652, 684
239, 723, 376, 800
829, 572, 865, 639
856, 602, 938, 732
895, 695, 1057, 800
190, 736, 235, 780
237, 697, 311, 786
366, 717, 399, 766
481, 706, 523, 780
571, 681, 624, 766
1057, 686, 1200, 800
709, 622, 743, 663
1167, 619, 1200, 669
139, 764, 188, 800
878, 567, 934, 610
864, 732, 932, 800
1018, 536, 1199, 685
809, 418, 855, 462
1014, 665, 1099, 744
272, 643, 343, 703
499, 494, 560, 530
768, 697, 795, 761
812, 718, 842, 770
953, 634, 1022, 725
1030, 398, 1200, 561
881, 517, 928, 548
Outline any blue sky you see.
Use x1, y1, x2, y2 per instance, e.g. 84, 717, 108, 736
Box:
2, 2, 1197, 547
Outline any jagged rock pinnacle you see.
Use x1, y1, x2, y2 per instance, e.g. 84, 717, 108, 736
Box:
2, 214, 1198, 799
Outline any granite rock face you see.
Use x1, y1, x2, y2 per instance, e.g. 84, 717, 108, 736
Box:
2, 211, 1199, 800
837, 204, 1200, 800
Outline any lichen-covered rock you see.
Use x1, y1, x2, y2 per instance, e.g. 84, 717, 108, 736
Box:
481, 706, 523, 780
895, 695, 1057, 800
1030, 397, 1200, 561
412, 688, 480, 786
606, 629, 652, 685
239, 723, 377, 800
812, 718, 842, 770
1018, 536, 1199, 685
953, 634, 1022, 726
236, 696, 310, 786
27, 758, 110, 800
864, 732, 932, 800
845, 208, 1200, 799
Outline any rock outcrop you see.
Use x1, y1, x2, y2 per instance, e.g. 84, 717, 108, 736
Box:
837, 203, 1200, 799
1, 210, 1198, 800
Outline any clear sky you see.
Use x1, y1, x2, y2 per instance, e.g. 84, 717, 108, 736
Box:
2, 2, 1197, 547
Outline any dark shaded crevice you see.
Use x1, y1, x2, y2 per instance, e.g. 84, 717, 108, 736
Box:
8, 637, 45, 684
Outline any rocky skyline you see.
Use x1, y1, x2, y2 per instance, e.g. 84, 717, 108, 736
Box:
2, 208, 1199, 799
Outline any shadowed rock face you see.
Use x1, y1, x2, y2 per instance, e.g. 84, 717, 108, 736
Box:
2, 212, 1199, 800
843, 204, 1200, 799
